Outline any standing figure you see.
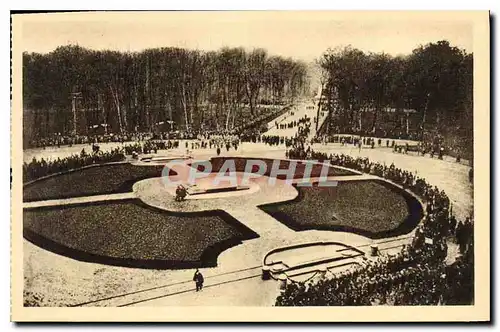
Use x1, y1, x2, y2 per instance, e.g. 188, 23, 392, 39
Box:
193, 269, 204, 292
175, 185, 187, 202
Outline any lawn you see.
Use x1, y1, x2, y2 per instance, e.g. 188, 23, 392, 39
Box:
259, 180, 423, 239
23, 163, 172, 202
195, 157, 357, 178
23, 199, 258, 269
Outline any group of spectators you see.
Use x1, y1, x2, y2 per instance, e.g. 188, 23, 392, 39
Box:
276, 148, 474, 306
119, 133, 243, 157
276, 244, 473, 306
318, 132, 469, 165
233, 105, 291, 134
274, 115, 311, 130
320, 129, 470, 164
274, 117, 314, 130
122, 140, 181, 155
26, 132, 157, 149
23, 147, 125, 183
326, 126, 422, 142
263, 116, 312, 148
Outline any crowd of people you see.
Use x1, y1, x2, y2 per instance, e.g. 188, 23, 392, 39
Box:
274, 117, 314, 130
326, 125, 422, 142
24, 131, 249, 183
317, 132, 469, 165
262, 115, 312, 148
122, 141, 174, 155
276, 244, 473, 306
233, 105, 291, 134
26, 132, 157, 149
23, 147, 126, 183
320, 128, 470, 163
276, 148, 474, 306
25, 105, 286, 150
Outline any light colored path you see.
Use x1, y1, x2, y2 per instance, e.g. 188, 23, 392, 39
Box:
225, 206, 296, 238
23, 192, 136, 209
129, 272, 279, 307
262, 101, 318, 139
78, 265, 265, 307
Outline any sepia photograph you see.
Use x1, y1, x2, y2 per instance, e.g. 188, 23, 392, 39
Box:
10, 10, 490, 322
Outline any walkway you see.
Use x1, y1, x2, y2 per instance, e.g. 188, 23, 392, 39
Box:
23, 192, 136, 209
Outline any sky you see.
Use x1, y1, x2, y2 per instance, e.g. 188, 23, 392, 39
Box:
16, 11, 473, 62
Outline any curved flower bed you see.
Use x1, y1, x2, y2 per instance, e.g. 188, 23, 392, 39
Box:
196, 157, 357, 178
260, 179, 423, 239
23, 163, 172, 202
23, 199, 258, 269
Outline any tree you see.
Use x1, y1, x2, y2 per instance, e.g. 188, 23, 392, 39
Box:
244, 48, 268, 116
23, 45, 309, 136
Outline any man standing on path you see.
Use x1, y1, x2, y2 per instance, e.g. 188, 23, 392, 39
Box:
193, 269, 204, 292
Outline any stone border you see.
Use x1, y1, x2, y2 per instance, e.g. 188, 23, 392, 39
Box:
262, 241, 365, 280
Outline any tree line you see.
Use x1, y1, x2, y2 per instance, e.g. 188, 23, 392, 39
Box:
23, 45, 310, 137
319, 40, 473, 144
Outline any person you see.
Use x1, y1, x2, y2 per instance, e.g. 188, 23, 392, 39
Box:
193, 269, 204, 291
439, 147, 444, 160
175, 185, 187, 202
216, 146, 221, 156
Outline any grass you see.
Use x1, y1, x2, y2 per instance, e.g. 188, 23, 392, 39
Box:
196, 157, 357, 178
259, 180, 423, 239
23, 163, 172, 202
23, 199, 258, 269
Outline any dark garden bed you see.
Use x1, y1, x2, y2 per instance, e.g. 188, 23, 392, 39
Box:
193, 157, 357, 178
23, 199, 258, 269
259, 180, 423, 239
23, 163, 174, 202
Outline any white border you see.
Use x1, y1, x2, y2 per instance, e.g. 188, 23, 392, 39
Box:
4, 2, 498, 332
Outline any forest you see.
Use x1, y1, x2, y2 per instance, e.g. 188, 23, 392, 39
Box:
318, 40, 473, 149
23, 40, 473, 155
23, 46, 310, 138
